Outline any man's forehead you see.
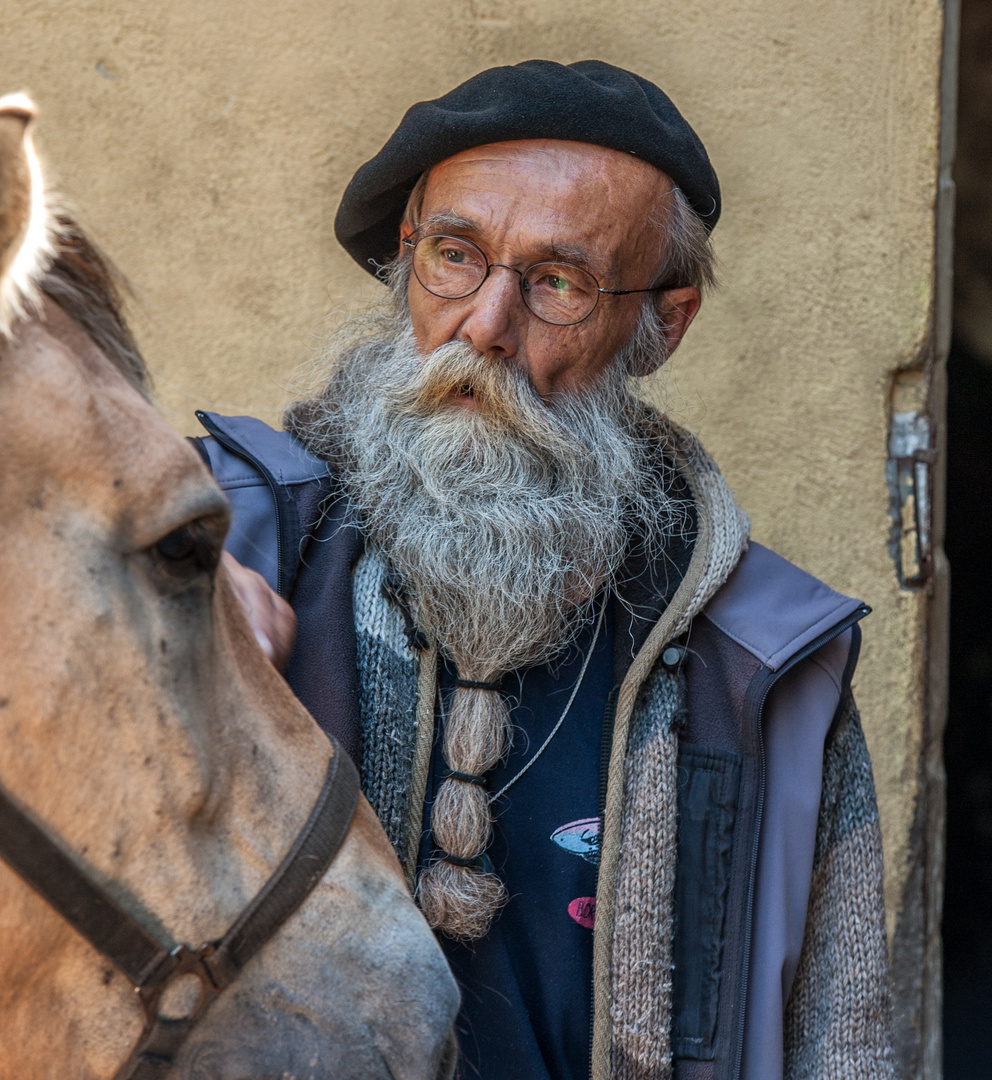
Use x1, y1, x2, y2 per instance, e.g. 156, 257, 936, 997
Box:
419, 141, 674, 233
427, 139, 673, 200
417, 140, 674, 268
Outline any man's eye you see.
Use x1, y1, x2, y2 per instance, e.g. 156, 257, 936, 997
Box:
530, 272, 572, 293
441, 247, 469, 264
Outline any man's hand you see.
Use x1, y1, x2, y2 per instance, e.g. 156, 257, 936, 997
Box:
221, 550, 297, 671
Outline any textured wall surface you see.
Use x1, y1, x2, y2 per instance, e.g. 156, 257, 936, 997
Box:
2, 1, 948, 1071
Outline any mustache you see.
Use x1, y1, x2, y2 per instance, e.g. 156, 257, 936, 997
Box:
384, 339, 604, 476
396, 340, 541, 419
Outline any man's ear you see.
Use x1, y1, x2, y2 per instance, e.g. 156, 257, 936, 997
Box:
628, 287, 701, 378
657, 286, 701, 356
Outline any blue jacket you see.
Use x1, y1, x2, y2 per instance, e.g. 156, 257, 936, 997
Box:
194, 410, 889, 1080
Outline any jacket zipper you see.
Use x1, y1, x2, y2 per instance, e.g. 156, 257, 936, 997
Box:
195, 411, 288, 598
597, 690, 618, 825
731, 603, 870, 1080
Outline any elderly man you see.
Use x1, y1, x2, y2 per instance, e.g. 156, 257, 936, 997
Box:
194, 61, 893, 1080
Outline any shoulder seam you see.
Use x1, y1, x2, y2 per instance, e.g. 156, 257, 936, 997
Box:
704, 595, 859, 670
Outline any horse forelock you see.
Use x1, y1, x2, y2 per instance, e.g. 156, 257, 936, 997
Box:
40, 217, 150, 398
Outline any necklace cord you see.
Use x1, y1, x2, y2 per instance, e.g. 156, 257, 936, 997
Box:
488, 597, 607, 804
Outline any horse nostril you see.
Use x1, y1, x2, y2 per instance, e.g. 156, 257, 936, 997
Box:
433, 1029, 459, 1080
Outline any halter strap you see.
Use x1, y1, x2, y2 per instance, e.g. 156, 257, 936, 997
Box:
0, 741, 359, 1080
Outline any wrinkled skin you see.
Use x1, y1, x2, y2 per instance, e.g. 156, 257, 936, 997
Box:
0, 100, 458, 1080
403, 139, 701, 398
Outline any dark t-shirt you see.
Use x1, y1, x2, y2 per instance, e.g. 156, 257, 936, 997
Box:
418, 603, 615, 1080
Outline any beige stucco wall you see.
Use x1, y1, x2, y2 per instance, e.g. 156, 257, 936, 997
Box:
2, 0, 948, 1069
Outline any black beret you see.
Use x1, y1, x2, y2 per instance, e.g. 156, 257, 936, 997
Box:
334, 59, 720, 278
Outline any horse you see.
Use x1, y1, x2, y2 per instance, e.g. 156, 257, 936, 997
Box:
0, 94, 459, 1080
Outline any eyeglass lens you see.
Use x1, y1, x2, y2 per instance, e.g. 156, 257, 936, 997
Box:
411, 235, 601, 326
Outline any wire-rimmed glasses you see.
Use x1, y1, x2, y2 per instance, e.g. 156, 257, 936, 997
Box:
401, 233, 666, 327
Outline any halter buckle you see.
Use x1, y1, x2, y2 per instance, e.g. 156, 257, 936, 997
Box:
137, 942, 223, 1025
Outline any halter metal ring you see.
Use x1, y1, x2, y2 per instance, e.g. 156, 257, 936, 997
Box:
137, 943, 223, 1025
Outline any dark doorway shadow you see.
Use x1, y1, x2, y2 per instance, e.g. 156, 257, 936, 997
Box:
943, 2, 992, 1074
943, 340, 992, 1078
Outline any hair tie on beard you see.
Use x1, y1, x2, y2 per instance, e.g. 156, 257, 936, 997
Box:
444, 769, 487, 787
439, 849, 494, 874
454, 677, 503, 692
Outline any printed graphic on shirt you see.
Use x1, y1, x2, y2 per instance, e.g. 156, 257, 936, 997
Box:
551, 817, 601, 865
568, 896, 597, 929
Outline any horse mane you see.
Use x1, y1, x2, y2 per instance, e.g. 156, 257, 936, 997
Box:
39, 216, 150, 396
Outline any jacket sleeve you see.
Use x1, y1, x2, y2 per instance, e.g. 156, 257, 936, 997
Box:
782, 695, 896, 1079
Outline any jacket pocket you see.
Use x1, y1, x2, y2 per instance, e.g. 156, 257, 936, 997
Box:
671, 744, 743, 1060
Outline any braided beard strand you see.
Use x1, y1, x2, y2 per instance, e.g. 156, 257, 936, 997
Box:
287, 287, 680, 939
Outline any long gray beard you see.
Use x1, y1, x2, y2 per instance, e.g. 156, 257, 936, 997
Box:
287, 280, 684, 939
287, 289, 682, 680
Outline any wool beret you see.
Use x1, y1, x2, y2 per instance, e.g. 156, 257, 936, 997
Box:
334, 59, 720, 278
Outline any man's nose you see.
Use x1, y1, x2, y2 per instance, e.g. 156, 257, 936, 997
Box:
456, 265, 524, 357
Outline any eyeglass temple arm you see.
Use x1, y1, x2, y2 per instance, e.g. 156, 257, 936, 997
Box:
598, 285, 667, 296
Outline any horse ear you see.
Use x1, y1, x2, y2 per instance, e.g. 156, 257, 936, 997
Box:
0, 94, 56, 339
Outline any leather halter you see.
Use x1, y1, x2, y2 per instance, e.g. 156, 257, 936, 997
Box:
0, 740, 360, 1079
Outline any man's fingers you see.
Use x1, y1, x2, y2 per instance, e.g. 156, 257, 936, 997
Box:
221, 551, 298, 670
254, 629, 275, 660
262, 587, 298, 670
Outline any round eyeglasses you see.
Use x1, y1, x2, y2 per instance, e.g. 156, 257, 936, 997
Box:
402, 234, 667, 327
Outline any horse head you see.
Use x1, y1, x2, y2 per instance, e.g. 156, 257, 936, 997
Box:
0, 95, 458, 1080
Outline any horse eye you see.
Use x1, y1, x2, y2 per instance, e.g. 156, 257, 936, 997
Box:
155, 526, 197, 562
